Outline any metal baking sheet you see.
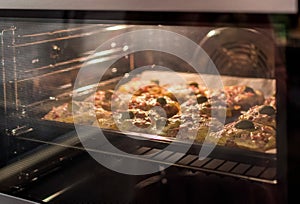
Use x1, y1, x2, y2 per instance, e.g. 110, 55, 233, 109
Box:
19, 118, 276, 167
28, 71, 277, 161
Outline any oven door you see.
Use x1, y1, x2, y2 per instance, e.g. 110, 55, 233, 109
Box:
0, 5, 295, 204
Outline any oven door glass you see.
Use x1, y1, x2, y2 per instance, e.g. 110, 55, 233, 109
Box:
0, 13, 290, 203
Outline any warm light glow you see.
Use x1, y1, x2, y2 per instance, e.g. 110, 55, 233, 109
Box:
207, 30, 220, 38
105, 25, 128, 31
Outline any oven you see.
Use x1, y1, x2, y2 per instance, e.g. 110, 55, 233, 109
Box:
0, 1, 298, 203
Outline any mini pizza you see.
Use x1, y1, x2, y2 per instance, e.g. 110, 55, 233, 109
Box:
93, 117, 118, 130
239, 105, 276, 128
84, 90, 113, 111
129, 94, 180, 118
224, 85, 265, 111
111, 109, 163, 134
181, 90, 234, 121
158, 113, 223, 142
42, 101, 95, 123
212, 119, 276, 152
43, 102, 74, 123
43, 101, 111, 125
190, 117, 224, 143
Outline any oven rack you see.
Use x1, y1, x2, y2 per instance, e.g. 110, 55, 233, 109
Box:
0, 124, 276, 195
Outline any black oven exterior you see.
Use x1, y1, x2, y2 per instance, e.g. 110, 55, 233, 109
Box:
0, 2, 298, 204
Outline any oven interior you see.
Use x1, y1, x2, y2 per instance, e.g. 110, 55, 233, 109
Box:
0, 17, 287, 203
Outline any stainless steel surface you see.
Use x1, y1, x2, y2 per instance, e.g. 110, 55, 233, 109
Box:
0, 0, 297, 13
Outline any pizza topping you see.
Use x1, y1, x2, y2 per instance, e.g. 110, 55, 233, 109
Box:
104, 90, 114, 100
150, 79, 160, 85
135, 111, 148, 119
157, 97, 167, 106
239, 104, 276, 128
234, 120, 255, 130
164, 103, 180, 118
244, 86, 255, 93
224, 85, 265, 111
264, 96, 276, 107
101, 101, 111, 111
259, 105, 276, 116
196, 94, 208, 104
189, 82, 199, 88
133, 84, 170, 96
133, 118, 152, 129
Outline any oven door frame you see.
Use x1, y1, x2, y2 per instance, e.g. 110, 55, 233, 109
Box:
0, 9, 293, 204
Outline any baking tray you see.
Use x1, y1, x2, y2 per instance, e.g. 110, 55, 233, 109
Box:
21, 71, 277, 167
17, 117, 276, 167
